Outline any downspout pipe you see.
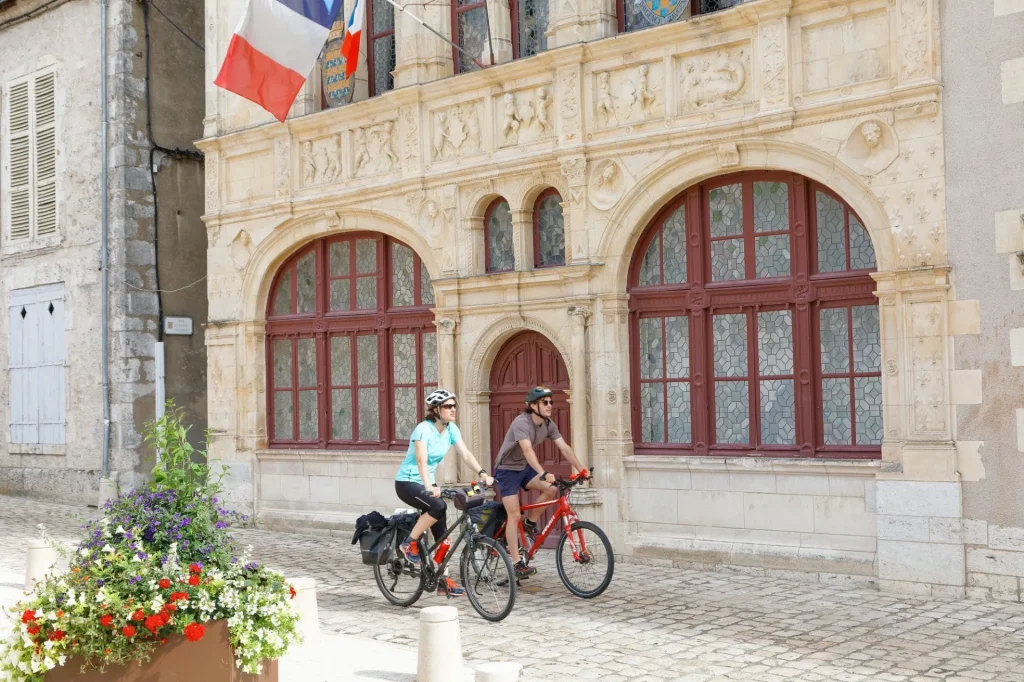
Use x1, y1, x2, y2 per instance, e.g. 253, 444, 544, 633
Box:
100, 0, 111, 478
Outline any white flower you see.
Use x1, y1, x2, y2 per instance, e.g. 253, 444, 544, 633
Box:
78, 548, 89, 557
115, 526, 126, 535
43, 641, 54, 651
58, 654, 66, 666
101, 544, 114, 554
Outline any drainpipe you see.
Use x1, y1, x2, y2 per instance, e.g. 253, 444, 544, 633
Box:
100, 0, 111, 479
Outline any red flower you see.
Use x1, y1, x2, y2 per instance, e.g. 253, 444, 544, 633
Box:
26, 626, 40, 636
122, 625, 136, 638
132, 609, 145, 622
99, 614, 114, 628
144, 615, 164, 634
158, 578, 171, 589
163, 604, 177, 613
160, 638, 167, 645
56, 610, 64, 619
21, 610, 36, 624
189, 564, 202, 575
289, 585, 297, 600
49, 630, 66, 642
183, 622, 205, 643
169, 591, 188, 602
188, 575, 200, 586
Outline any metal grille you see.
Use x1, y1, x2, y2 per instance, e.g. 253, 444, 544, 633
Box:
700, 0, 746, 13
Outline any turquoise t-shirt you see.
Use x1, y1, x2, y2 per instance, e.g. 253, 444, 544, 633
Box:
395, 421, 462, 484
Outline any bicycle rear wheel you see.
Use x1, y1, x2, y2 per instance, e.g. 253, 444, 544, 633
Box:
556, 521, 614, 598
374, 552, 426, 607
460, 535, 516, 622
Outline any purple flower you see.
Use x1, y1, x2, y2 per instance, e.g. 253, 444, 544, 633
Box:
96, 579, 105, 587
215, 522, 227, 529
137, 552, 149, 560
128, 576, 142, 585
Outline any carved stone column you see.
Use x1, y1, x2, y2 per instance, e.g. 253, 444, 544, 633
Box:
559, 156, 589, 265
757, 13, 791, 115
394, 1, 453, 86
483, 0, 514, 65
566, 305, 591, 469
897, 0, 933, 86
433, 315, 460, 483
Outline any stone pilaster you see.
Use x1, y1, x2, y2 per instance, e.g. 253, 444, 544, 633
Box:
566, 305, 591, 469
559, 156, 589, 265
393, 0, 453, 86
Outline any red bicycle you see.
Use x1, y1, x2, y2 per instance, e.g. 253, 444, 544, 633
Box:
484, 473, 614, 598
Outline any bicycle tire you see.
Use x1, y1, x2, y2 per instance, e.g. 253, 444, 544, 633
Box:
374, 552, 425, 608
556, 521, 614, 599
460, 535, 516, 622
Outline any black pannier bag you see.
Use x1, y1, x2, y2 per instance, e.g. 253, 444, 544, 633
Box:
468, 501, 507, 539
355, 511, 419, 566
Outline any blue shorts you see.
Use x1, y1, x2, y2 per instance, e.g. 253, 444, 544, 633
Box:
495, 467, 541, 498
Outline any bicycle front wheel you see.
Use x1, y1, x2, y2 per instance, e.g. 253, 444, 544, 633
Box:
556, 521, 614, 598
374, 553, 425, 608
460, 535, 516, 622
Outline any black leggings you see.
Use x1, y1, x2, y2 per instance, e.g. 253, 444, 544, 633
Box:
395, 480, 447, 543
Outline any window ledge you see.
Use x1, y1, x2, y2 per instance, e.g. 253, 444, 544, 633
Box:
9, 443, 66, 456
256, 449, 403, 465
2, 235, 64, 260
623, 455, 880, 476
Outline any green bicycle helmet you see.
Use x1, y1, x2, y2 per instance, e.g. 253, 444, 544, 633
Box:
525, 386, 553, 405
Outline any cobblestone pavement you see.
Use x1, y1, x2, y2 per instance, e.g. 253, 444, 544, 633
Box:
2, 494, 1024, 682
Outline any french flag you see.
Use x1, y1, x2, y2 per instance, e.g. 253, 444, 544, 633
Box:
340, 0, 364, 79
215, 0, 345, 123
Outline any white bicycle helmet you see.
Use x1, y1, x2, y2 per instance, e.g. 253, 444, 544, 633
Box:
425, 388, 457, 407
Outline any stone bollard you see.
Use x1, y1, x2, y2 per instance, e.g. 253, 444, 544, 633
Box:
25, 525, 57, 592
290, 577, 319, 640
417, 606, 463, 682
476, 662, 523, 682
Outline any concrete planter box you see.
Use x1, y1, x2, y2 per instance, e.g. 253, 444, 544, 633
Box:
45, 621, 277, 682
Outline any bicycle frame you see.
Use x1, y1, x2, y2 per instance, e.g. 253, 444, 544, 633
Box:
411, 509, 473, 587
497, 486, 588, 563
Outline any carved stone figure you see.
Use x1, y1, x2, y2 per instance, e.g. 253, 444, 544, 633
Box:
380, 120, 399, 168
501, 92, 522, 142
432, 112, 449, 159
534, 87, 551, 132
862, 121, 881, 149
635, 64, 656, 117
301, 140, 316, 186
432, 104, 481, 160
843, 118, 899, 176
354, 128, 371, 175
589, 159, 626, 211
597, 71, 617, 124
323, 134, 342, 182
681, 50, 748, 111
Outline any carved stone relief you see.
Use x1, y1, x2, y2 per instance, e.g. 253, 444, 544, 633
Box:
354, 120, 400, 176
401, 106, 420, 168
760, 21, 787, 107
300, 135, 343, 187
436, 185, 458, 274
498, 87, 554, 146
678, 47, 750, 113
716, 142, 740, 168
898, 0, 929, 81
594, 63, 663, 127
560, 157, 587, 206
843, 119, 899, 176
274, 138, 290, 198
559, 68, 581, 141
230, 229, 252, 271
589, 159, 632, 211
205, 151, 218, 213
432, 103, 482, 161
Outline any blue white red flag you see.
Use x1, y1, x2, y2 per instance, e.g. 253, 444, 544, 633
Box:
340, 0, 365, 79
215, 0, 345, 122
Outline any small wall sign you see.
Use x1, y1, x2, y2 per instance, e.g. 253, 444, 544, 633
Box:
164, 317, 193, 336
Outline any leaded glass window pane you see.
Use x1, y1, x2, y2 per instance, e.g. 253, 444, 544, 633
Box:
623, 0, 689, 33
640, 383, 665, 442
356, 277, 376, 310
273, 340, 293, 388
394, 387, 418, 439
760, 379, 795, 445
393, 334, 417, 383
755, 235, 790, 278
372, 34, 395, 95
638, 237, 660, 286
662, 206, 687, 284
422, 333, 438, 383
391, 243, 415, 307
849, 214, 876, 270
854, 376, 883, 445
487, 200, 515, 272
536, 194, 565, 267
331, 336, 352, 385
273, 272, 292, 315
357, 335, 379, 384
822, 378, 852, 444
700, 0, 747, 12
753, 181, 789, 233
517, 0, 548, 57
330, 241, 350, 276
758, 310, 793, 376
715, 382, 749, 444
639, 318, 663, 379
816, 192, 846, 272
421, 267, 435, 306
714, 314, 747, 377
710, 183, 743, 237
275, 393, 294, 440
667, 383, 691, 443
299, 391, 318, 440
711, 239, 744, 281
457, 6, 488, 73
665, 316, 689, 378
298, 338, 317, 387
358, 387, 380, 440
330, 279, 351, 311
296, 252, 316, 313
356, 239, 377, 274
332, 389, 353, 440
372, 0, 394, 31
852, 306, 881, 372
820, 309, 850, 373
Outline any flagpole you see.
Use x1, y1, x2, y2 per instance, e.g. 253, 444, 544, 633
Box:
378, 0, 487, 71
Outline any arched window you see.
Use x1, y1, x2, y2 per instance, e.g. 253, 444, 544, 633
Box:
514, 0, 549, 58
485, 198, 515, 273
453, 0, 489, 74
267, 234, 436, 449
619, 0, 746, 33
533, 189, 565, 268
367, 0, 396, 96
628, 172, 881, 458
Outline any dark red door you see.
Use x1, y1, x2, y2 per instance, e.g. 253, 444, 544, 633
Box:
489, 332, 571, 547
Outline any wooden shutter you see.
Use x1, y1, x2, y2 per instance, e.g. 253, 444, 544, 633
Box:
33, 72, 57, 237
9, 284, 65, 445
7, 80, 31, 241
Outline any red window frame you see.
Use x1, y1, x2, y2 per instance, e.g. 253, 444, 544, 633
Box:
484, 197, 515, 274
627, 171, 880, 459
617, 0, 739, 34
452, 0, 488, 73
266, 234, 436, 450
533, 188, 565, 269
366, 0, 395, 97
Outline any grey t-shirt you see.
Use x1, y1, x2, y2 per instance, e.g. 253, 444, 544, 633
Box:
495, 412, 562, 472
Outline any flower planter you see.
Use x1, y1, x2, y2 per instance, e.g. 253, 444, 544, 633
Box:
44, 621, 277, 682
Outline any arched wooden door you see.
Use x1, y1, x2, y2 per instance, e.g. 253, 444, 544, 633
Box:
489, 332, 571, 546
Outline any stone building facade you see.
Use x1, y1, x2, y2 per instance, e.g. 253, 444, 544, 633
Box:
199, 0, 1016, 597
0, 0, 207, 503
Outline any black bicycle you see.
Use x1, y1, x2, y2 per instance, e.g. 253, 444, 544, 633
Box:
374, 486, 517, 622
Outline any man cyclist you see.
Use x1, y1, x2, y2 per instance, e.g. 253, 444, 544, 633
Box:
494, 386, 587, 579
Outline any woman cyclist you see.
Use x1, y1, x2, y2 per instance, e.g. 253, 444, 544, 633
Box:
394, 388, 495, 597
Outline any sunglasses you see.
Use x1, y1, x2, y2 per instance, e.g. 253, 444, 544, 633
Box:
439, 403, 457, 410
539, 399, 554, 406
